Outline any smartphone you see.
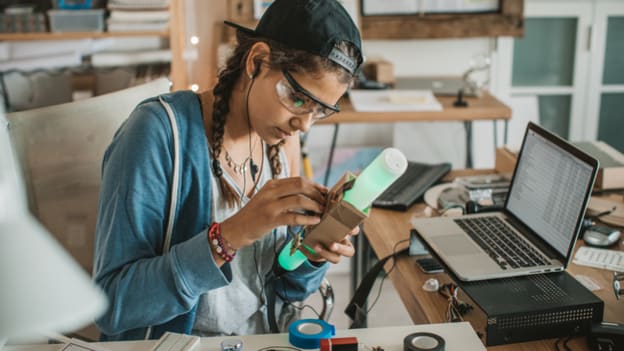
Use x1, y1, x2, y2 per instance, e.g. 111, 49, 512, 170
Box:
416, 257, 444, 274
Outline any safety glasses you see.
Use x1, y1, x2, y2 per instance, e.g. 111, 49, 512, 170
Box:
275, 70, 340, 120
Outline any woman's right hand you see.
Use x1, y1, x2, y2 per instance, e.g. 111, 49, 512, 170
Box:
220, 177, 327, 249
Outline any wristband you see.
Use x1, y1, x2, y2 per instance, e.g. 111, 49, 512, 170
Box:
208, 222, 236, 262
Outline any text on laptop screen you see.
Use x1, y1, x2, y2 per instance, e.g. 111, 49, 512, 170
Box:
506, 130, 594, 256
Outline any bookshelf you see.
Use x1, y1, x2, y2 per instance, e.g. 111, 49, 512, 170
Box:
0, 0, 188, 91
225, 0, 524, 40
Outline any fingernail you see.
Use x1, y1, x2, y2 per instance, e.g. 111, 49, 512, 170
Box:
313, 217, 321, 224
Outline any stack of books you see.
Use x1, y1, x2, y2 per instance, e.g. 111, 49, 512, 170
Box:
107, 0, 170, 32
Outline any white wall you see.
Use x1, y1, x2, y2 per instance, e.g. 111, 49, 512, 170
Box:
307, 37, 502, 169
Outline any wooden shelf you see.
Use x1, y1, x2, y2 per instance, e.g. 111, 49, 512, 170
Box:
360, 0, 524, 39
0, 31, 169, 41
226, 0, 524, 41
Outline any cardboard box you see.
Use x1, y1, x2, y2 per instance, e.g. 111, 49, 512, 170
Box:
572, 141, 624, 190
302, 173, 368, 254
494, 147, 517, 174
363, 59, 394, 86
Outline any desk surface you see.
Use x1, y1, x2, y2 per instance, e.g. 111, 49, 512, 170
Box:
362, 169, 624, 351
7, 323, 484, 351
317, 92, 511, 125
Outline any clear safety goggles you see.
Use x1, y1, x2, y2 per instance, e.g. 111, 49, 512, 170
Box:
275, 70, 340, 120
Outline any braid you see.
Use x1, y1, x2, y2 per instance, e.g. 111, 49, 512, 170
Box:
211, 46, 247, 207
268, 141, 285, 179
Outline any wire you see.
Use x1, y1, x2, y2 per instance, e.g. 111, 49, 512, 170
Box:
366, 238, 410, 313
277, 280, 322, 319
257, 346, 302, 351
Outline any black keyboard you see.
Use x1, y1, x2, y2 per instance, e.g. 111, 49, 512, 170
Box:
454, 216, 550, 270
373, 161, 451, 211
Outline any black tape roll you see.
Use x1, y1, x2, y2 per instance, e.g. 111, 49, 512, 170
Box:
404, 332, 445, 351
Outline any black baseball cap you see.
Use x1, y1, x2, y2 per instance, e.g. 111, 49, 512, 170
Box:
224, 0, 363, 74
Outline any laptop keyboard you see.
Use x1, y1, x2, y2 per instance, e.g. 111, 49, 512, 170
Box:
454, 217, 550, 270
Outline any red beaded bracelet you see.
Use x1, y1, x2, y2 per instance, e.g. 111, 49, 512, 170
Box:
208, 222, 236, 262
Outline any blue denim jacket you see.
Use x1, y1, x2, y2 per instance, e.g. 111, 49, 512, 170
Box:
93, 91, 328, 340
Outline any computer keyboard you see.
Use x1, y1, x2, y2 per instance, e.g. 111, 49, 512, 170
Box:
373, 161, 451, 211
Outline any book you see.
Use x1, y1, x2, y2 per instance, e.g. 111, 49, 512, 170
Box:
573, 141, 624, 190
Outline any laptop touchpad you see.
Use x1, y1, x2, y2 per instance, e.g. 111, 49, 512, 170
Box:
431, 235, 481, 256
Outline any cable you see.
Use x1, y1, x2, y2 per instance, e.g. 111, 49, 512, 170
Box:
257, 346, 302, 351
244, 71, 259, 184
366, 238, 409, 313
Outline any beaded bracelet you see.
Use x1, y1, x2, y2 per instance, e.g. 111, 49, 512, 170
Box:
208, 222, 236, 262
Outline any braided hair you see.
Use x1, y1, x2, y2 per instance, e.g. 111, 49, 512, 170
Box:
211, 31, 361, 207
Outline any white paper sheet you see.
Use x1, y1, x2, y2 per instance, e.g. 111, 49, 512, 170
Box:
349, 89, 443, 112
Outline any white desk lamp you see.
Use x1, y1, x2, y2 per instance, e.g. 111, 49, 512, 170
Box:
0, 114, 108, 347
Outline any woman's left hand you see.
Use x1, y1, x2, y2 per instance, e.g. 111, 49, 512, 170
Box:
304, 226, 360, 264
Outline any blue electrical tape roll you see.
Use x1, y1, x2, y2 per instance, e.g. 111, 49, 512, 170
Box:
288, 319, 335, 349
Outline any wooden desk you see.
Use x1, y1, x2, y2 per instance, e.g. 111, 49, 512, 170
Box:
361, 169, 624, 351
315, 93, 511, 184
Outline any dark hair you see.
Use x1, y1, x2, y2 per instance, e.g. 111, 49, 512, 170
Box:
211, 31, 361, 207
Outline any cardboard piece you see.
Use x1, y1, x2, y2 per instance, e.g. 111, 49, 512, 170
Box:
572, 141, 624, 191
494, 147, 517, 174
363, 58, 394, 86
302, 172, 368, 254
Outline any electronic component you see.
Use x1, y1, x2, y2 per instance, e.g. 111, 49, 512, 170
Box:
320, 337, 358, 351
588, 322, 624, 351
416, 257, 444, 274
459, 271, 604, 346
583, 225, 621, 247
150, 332, 199, 351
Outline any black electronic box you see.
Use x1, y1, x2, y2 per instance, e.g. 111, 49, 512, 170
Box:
459, 271, 604, 346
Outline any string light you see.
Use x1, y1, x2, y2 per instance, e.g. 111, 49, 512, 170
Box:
190, 36, 199, 45
190, 84, 199, 92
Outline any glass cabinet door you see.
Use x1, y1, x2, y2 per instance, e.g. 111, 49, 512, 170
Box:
584, 1, 624, 151
596, 13, 624, 152
495, 1, 592, 142
511, 18, 578, 138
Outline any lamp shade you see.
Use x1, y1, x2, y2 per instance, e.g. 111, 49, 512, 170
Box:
0, 217, 108, 339
0, 112, 107, 341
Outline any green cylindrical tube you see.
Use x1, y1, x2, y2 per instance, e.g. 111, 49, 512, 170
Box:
342, 148, 408, 211
278, 239, 308, 271
277, 148, 407, 272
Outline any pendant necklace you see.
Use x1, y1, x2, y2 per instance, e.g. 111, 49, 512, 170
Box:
223, 136, 259, 176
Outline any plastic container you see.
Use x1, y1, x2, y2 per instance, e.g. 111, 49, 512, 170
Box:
55, 0, 93, 10
47, 9, 104, 32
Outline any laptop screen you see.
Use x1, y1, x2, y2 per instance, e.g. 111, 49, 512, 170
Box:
506, 128, 595, 256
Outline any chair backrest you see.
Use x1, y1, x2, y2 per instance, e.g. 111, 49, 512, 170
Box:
7, 78, 171, 274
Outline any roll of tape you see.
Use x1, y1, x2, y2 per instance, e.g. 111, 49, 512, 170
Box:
404, 332, 445, 351
288, 319, 336, 349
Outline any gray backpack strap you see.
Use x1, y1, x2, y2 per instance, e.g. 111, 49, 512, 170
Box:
145, 96, 180, 340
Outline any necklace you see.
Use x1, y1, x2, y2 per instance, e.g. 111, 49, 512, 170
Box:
222, 136, 260, 176
224, 149, 250, 175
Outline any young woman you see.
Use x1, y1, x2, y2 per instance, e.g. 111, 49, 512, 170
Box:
93, 0, 363, 341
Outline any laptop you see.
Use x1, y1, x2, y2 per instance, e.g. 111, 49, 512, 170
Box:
412, 122, 599, 281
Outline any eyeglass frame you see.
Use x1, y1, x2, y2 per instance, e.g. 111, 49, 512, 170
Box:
279, 70, 341, 119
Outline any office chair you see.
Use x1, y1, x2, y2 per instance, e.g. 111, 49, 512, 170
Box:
7, 78, 172, 275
